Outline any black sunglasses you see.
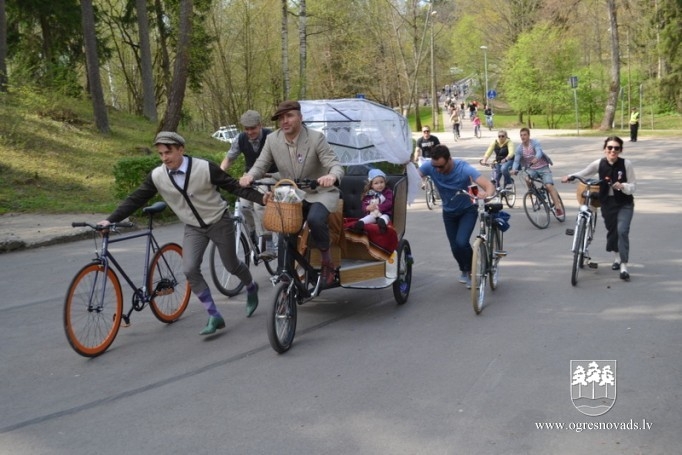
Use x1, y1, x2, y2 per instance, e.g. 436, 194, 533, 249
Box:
606, 145, 622, 152
423, 130, 430, 133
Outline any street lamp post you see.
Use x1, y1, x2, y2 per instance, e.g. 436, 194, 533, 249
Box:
430, 10, 438, 131
480, 45, 489, 106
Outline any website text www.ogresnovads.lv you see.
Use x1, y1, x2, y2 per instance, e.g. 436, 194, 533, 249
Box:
535, 418, 652, 433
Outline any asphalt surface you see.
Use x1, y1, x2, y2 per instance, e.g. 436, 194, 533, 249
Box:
2, 128, 681, 454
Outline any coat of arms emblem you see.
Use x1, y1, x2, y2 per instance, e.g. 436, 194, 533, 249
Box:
570, 360, 617, 416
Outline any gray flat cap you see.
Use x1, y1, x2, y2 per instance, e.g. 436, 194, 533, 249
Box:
154, 131, 185, 146
240, 110, 262, 127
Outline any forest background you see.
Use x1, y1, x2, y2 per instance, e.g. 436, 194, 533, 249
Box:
1, 0, 681, 214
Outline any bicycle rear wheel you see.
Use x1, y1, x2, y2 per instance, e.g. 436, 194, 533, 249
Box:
489, 228, 502, 290
571, 218, 587, 286
523, 191, 550, 229
471, 238, 487, 315
267, 283, 298, 353
148, 243, 191, 323
210, 233, 250, 296
64, 262, 123, 357
553, 192, 566, 222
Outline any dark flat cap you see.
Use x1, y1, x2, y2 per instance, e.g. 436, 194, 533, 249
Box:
271, 100, 301, 121
154, 131, 185, 146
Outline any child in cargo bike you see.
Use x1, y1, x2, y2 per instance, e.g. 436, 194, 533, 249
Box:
352, 169, 394, 234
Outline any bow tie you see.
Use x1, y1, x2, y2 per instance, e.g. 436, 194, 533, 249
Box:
169, 169, 184, 175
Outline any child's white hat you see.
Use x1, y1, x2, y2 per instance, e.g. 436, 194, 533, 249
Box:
368, 168, 386, 182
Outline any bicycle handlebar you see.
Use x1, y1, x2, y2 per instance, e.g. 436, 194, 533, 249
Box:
72, 221, 135, 230
567, 175, 609, 186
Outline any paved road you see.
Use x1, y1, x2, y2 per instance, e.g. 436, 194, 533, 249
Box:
1, 135, 681, 454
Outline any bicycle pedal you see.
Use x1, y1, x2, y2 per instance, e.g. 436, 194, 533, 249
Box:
565, 229, 574, 235
588, 262, 599, 269
258, 251, 277, 260
494, 250, 508, 257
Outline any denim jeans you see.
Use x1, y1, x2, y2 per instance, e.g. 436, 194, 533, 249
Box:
442, 205, 478, 273
601, 198, 634, 263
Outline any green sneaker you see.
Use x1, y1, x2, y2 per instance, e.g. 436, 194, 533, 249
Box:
246, 283, 259, 317
199, 316, 226, 335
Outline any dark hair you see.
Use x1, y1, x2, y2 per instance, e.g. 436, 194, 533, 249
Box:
520, 127, 530, 135
603, 136, 623, 149
431, 144, 451, 160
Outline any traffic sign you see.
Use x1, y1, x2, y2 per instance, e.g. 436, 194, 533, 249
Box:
487, 90, 497, 99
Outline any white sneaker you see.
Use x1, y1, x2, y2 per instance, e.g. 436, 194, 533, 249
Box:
458, 273, 468, 284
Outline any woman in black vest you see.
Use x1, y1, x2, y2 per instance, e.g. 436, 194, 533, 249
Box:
561, 136, 636, 281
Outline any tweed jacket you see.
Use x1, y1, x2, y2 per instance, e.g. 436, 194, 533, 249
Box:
247, 125, 344, 212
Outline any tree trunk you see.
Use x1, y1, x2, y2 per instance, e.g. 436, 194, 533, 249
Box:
136, 0, 157, 122
154, 0, 172, 98
281, 0, 290, 100
298, 0, 306, 99
80, 0, 110, 133
0, 0, 7, 92
600, 0, 620, 131
160, 0, 192, 131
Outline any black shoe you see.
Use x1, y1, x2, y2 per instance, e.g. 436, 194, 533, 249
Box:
351, 220, 365, 233
620, 271, 630, 281
611, 261, 620, 271
377, 218, 387, 233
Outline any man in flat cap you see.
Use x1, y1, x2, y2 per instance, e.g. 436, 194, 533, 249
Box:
240, 100, 344, 286
221, 110, 278, 256
99, 131, 268, 336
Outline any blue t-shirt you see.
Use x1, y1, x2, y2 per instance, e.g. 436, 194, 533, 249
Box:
420, 159, 481, 213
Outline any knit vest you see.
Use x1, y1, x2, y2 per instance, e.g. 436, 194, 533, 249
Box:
237, 128, 276, 172
598, 157, 633, 205
152, 157, 227, 228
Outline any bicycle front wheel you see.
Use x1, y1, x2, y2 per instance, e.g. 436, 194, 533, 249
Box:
523, 191, 550, 229
471, 238, 487, 315
210, 233, 250, 296
571, 218, 587, 286
64, 262, 123, 357
148, 243, 191, 323
425, 178, 438, 210
267, 284, 298, 353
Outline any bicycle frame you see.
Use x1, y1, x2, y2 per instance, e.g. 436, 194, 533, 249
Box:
95, 224, 162, 322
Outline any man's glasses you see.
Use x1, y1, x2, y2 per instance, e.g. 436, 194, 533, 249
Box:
498, 135, 506, 138
606, 145, 622, 152
423, 130, 430, 133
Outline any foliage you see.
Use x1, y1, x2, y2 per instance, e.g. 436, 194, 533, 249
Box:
500, 22, 579, 127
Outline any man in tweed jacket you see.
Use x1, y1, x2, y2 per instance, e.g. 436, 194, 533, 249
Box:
240, 100, 344, 286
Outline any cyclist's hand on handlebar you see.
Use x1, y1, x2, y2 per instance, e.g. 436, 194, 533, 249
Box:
317, 174, 337, 188
239, 174, 254, 187
560, 175, 572, 183
97, 220, 111, 229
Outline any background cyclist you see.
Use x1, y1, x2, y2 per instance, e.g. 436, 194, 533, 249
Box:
511, 127, 564, 217
481, 129, 514, 188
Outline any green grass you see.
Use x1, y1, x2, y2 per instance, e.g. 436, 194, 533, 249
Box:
0, 90, 229, 215
407, 105, 682, 136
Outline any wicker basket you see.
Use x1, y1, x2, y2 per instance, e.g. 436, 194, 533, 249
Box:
263, 179, 304, 234
576, 181, 601, 208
